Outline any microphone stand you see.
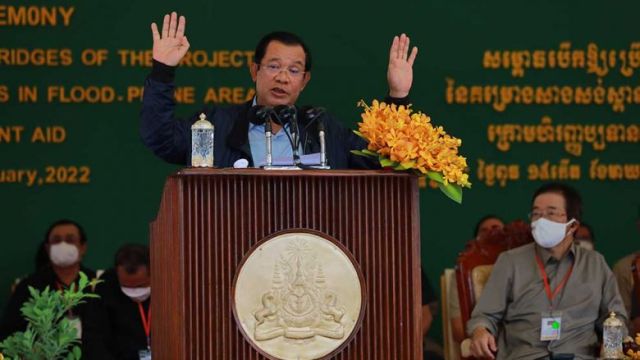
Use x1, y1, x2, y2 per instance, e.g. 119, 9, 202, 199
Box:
317, 119, 330, 169
264, 118, 273, 168
255, 106, 277, 169
262, 106, 302, 170
288, 107, 302, 167
304, 107, 330, 169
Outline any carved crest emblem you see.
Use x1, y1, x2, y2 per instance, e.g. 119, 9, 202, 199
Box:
234, 232, 364, 360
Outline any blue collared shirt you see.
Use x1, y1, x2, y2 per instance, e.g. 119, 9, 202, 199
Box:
248, 121, 297, 167
248, 98, 304, 167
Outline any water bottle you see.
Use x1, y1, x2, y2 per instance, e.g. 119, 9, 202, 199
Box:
602, 311, 624, 359
191, 113, 214, 167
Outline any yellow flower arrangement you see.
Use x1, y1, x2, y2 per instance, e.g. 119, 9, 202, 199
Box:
625, 334, 640, 359
352, 100, 471, 203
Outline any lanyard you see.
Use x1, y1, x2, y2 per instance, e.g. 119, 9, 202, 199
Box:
55, 279, 69, 291
138, 302, 151, 347
535, 254, 574, 309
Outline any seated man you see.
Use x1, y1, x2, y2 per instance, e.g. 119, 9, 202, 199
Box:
140, 12, 418, 168
468, 183, 626, 360
613, 252, 638, 324
0, 219, 96, 341
613, 215, 640, 334
573, 222, 595, 251
83, 244, 151, 360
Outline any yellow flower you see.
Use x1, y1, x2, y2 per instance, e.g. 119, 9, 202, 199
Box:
356, 100, 471, 188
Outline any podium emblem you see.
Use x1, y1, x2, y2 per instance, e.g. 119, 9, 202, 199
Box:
233, 231, 364, 360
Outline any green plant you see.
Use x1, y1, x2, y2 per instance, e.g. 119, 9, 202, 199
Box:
0, 272, 100, 360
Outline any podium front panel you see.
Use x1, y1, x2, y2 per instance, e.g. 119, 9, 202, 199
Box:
151, 169, 421, 359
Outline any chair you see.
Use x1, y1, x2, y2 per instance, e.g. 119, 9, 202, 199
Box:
441, 268, 462, 360
455, 220, 533, 358
632, 254, 640, 313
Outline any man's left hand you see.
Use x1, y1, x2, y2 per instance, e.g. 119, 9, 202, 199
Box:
387, 33, 418, 98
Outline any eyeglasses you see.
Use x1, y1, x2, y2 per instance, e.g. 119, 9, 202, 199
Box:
528, 209, 567, 221
258, 63, 305, 78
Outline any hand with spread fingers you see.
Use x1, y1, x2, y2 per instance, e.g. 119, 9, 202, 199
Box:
387, 33, 418, 98
150, 11, 190, 66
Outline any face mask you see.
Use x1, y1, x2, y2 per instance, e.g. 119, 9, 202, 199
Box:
121, 286, 151, 302
49, 242, 80, 267
531, 218, 576, 249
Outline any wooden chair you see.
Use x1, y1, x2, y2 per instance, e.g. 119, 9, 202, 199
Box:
455, 220, 533, 358
441, 268, 462, 360
632, 254, 640, 316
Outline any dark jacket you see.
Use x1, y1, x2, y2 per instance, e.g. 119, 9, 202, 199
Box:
140, 60, 409, 168
0, 265, 97, 341
82, 269, 150, 360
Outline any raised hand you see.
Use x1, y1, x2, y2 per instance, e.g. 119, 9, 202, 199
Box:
387, 33, 418, 98
150, 12, 190, 66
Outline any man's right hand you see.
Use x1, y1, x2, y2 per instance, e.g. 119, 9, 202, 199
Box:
150, 12, 190, 66
470, 327, 497, 359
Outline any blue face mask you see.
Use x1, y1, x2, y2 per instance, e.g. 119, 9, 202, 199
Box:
531, 218, 576, 248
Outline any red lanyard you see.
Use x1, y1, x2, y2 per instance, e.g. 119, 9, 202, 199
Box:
138, 302, 151, 342
535, 254, 574, 307
55, 280, 67, 291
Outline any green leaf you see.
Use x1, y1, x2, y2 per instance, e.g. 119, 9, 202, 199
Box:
426, 171, 445, 184
78, 272, 89, 289
361, 149, 378, 157
438, 182, 463, 204
350, 149, 375, 158
353, 130, 366, 139
379, 158, 398, 168
394, 160, 416, 170
72, 345, 82, 359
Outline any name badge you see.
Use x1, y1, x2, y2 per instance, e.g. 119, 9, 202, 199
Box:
540, 312, 562, 341
67, 316, 82, 340
138, 349, 151, 360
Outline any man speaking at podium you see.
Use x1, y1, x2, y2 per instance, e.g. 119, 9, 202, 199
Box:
140, 12, 418, 168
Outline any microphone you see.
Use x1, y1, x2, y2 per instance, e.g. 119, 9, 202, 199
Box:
249, 105, 272, 125
303, 106, 329, 168
250, 105, 275, 167
264, 113, 273, 167
275, 105, 301, 166
256, 106, 272, 124
304, 106, 326, 122
273, 105, 293, 125
318, 117, 327, 168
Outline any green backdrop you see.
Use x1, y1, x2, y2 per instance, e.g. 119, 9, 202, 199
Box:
1, 0, 638, 341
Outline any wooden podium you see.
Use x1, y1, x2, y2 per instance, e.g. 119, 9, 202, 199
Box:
150, 169, 422, 359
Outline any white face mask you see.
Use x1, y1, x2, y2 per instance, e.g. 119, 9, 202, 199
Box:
49, 242, 80, 267
121, 286, 151, 302
531, 218, 576, 248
